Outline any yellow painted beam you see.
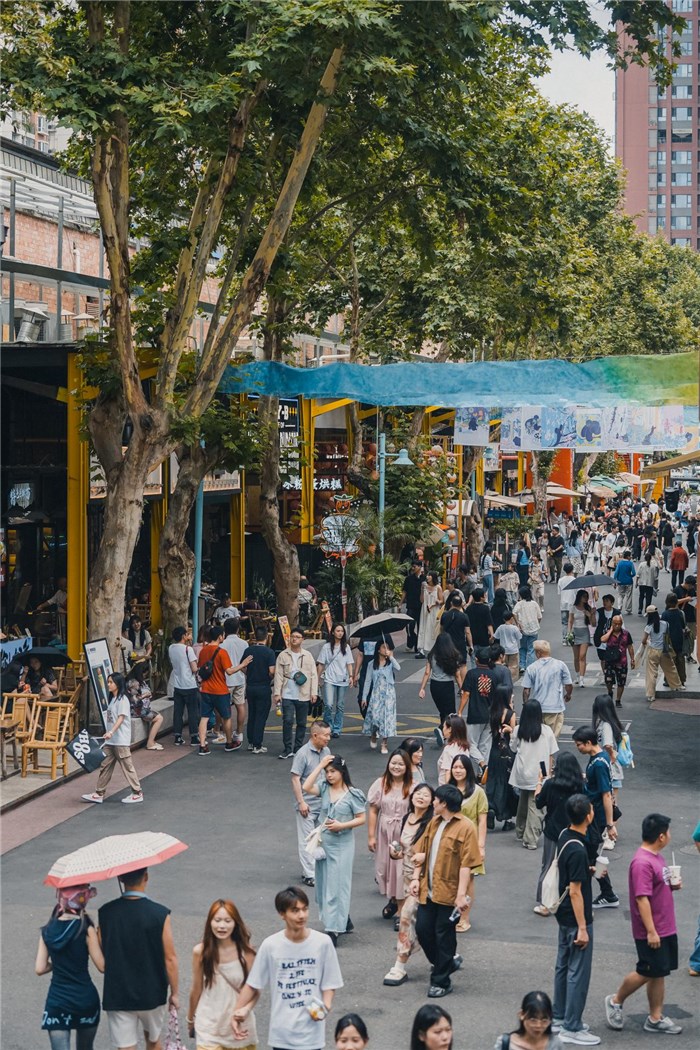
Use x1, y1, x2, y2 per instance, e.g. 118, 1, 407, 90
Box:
66, 355, 88, 658
312, 397, 353, 418
299, 398, 315, 544
230, 481, 246, 602
358, 406, 378, 421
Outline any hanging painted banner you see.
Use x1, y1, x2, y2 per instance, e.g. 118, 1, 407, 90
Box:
541, 406, 577, 448
503, 405, 686, 451
454, 407, 490, 446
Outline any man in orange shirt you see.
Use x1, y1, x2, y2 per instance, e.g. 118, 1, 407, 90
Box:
669, 541, 689, 589
197, 624, 251, 756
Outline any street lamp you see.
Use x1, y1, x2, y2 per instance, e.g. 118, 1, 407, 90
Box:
378, 432, 414, 556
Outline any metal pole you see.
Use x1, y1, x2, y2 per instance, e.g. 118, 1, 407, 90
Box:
378, 432, 386, 558
56, 197, 64, 340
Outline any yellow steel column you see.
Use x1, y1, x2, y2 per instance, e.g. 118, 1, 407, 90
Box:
456, 450, 464, 555
475, 455, 485, 496
300, 397, 315, 545
66, 353, 88, 658
230, 474, 246, 602
517, 452, 525, 492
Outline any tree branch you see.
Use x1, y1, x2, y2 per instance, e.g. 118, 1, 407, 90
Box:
184, 46, 345, 418
157, 82, 266, 403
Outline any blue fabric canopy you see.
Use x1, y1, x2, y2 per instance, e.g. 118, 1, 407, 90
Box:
219, 352, 698, 408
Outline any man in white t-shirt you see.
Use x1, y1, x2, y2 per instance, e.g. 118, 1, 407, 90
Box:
213, 594, 240, 623
558, 562, 578, 644
232, 886, 342, 1050
222, 619, 249, 745
168, 625, 200, 747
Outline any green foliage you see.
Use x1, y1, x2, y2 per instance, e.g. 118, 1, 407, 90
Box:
314, 551, 405, 619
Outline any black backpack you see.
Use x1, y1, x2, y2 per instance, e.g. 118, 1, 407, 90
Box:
198, 646, 221, 683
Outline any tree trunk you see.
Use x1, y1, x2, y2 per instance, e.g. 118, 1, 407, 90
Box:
256, 296, 300, 622
461, 447, 484, 567
259, 394, 300, 623
158, 444, 218, 637
530, 450, 555, 523
574, 451, 598, 487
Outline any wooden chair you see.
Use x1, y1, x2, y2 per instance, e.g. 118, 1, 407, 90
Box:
21, 701, 71, 779
2, 692, 39, 744
61, 659, 86, 694
63, 681, 84, 738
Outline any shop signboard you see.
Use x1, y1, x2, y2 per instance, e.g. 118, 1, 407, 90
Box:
83, 638, 114, 730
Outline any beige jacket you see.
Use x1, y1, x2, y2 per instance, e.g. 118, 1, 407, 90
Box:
273, 648, 319, 702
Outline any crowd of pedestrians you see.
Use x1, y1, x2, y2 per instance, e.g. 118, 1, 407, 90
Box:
38, 491, 698, 1049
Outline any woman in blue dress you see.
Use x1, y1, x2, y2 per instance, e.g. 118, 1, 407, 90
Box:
35, 884, 104, 1050
302, 754, 367, 946
362, 641, 400, 754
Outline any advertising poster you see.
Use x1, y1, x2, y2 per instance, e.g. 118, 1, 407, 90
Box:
576, 409, 603, 448
83, 638, 114, 731
520, 407, 543, 451
277, 616, 291, 649
454, 407, 490, 446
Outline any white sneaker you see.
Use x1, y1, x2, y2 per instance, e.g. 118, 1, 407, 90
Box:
81, 792, 103, 804
558, 1029, 600, 1045
121, 793, 144, 804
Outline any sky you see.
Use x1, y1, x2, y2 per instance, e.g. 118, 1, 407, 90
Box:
537, 46, 616, 146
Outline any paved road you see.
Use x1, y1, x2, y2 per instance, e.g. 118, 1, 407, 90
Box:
2, 588, 699, 1049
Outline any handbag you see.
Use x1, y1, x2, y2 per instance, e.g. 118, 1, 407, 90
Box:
163, 1006, 186, 1050
66, 729, 106, 773
304, 822, 326, 861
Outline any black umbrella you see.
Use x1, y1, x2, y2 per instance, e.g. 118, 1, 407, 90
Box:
561, 574, 613, 591
349, 612, 414, 640
21, 646, 71, 666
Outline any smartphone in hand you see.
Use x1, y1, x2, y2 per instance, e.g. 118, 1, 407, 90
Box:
539, 761, 548, 778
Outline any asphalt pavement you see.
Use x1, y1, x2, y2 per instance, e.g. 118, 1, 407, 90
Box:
2, 583, 699, 1049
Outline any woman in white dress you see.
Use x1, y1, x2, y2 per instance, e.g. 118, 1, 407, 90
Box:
189, 899, 257, 1050
416, 572, 444, 655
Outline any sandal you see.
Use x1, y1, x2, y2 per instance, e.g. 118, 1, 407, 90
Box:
382, 900, 398, 920
146, 743, 164, 751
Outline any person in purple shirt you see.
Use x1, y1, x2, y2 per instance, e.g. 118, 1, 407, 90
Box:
604, 813, 683, 1036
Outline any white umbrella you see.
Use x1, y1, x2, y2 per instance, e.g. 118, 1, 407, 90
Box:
45, 832, 188, 888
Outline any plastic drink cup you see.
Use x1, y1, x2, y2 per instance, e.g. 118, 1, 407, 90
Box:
668, 864, 681, 886
307, 997, 328, 1021
594, 855, 610, 879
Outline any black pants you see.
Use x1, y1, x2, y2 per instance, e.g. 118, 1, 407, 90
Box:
406, 605, 421, 650
282, 697, 308, 753
430, 679, 456, 724
173, 687, 200, 740
638, 585, 653, 614
247, 684, 272, 747
517, 564, 529, 587
416, 898, 458, 989
588, 820, 616, 900
672, 569, 685, 588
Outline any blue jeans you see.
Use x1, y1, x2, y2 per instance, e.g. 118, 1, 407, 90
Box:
690, 913, 700, 971
553, 923, 594, 1032
519, 632, 537, 669
323, 682, 348, 735
482, 573, 494, 603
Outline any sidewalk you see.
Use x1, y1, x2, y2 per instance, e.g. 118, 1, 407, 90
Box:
0, 742, 190, 855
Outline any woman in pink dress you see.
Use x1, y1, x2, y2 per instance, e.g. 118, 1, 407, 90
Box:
367, 749, 413, 920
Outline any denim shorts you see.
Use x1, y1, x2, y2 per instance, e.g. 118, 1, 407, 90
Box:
199, 693, 231, 720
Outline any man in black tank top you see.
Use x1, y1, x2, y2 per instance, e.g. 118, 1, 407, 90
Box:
98, 867, 179, 1049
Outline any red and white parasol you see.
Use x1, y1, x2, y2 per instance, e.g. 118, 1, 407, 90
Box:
45, 831, 188, 888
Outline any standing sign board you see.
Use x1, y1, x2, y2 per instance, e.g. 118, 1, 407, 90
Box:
83, 638, 114, 731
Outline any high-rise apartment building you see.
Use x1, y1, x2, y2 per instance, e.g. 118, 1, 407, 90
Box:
615, 0, 699, 249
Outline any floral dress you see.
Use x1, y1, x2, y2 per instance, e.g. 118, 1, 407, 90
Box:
362, 657, 400, 739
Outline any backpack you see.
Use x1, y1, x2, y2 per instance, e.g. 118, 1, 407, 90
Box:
197, 645, 221, 683
540, 836, 586, 914
617, 731, 634, 768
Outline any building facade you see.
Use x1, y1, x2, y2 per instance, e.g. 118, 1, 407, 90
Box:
615, 0, 699, 249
